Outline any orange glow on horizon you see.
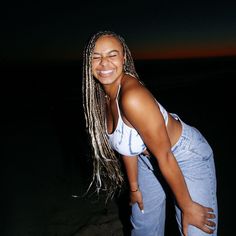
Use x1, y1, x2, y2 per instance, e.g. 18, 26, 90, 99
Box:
63, 44, 236, 62
133, 46, 236, 60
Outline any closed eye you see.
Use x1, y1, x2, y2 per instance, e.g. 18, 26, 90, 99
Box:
109, 54, 117, 58
92, 55, 101, 60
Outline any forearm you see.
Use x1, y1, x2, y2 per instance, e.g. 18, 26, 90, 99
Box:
158, 151, 192, 210
122, 155, 139, 191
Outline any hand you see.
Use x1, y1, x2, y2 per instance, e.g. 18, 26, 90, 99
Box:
130, 189, 144, 213
182, 201, 216, 236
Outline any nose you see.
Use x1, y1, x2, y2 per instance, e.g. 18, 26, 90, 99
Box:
100, 56, 109, 66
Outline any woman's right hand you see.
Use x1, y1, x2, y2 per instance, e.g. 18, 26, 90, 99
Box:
130, 190, 144, 213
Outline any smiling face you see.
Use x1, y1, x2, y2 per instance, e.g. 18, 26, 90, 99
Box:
92, 35, 125, 86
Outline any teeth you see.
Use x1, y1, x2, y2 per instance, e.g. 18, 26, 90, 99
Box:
99, 70, 113, 74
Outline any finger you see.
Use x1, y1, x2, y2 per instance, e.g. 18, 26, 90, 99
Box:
138, 201, 144, 211
205, 220, 216, 228
207, 212, 216, 219
206, 207, 214, 213
202, 225, 215, 234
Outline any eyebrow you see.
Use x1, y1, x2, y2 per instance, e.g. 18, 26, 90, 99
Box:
93, 50, 120, 55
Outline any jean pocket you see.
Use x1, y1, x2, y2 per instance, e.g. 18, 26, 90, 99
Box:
189, 139, 213, 161
188, 128, 213, 161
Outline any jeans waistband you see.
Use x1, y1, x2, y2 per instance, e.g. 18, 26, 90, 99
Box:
139, 113, 192, 170
170, 113, 192, 154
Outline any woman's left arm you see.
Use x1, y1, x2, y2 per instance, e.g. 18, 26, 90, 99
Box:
121, 85, 215, 235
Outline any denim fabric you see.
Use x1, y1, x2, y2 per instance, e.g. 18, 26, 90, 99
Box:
130, 114, 218, 236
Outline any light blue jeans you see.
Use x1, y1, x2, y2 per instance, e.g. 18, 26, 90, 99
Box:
131, 114, 218, 236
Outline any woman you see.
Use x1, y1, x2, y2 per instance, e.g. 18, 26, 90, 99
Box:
82, 30, 218, 236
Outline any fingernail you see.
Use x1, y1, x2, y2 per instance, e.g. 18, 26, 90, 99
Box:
141, 210, 144, 214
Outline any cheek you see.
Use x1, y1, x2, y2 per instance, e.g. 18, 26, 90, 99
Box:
91, 63, 97, 75
112, 60, 124, 69
117, 62, 124, 71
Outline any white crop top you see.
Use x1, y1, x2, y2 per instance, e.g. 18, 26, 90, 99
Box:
107, 86, 169, 156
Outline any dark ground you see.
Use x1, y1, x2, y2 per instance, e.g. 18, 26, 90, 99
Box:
1, 56, 236, 235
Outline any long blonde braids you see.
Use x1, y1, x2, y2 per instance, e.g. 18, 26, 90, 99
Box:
82, 31, 140, 199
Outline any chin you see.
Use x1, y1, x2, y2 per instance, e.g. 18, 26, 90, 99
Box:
96, 76, 114, 84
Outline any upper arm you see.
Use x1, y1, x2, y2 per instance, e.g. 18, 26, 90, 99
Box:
121, 85, 171, 161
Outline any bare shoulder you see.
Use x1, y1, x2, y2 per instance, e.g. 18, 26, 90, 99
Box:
120, 75, 155, 108
119, 75, 166, 134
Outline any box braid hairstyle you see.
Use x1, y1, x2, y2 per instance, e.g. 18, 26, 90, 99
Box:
82, 30, 142, 199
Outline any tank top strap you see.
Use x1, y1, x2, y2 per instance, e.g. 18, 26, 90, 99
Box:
116, 84, 121, 99
115, 84, 122, 117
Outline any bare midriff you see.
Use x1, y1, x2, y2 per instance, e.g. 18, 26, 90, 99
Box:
166, 113, 182, 148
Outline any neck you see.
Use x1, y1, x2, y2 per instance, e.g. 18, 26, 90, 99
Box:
103, 74, 125, 100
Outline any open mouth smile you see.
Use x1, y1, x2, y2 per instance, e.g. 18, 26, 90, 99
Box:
98, 70, 114, 76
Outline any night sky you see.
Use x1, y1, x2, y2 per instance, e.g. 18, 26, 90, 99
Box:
1, 0, 236, 62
